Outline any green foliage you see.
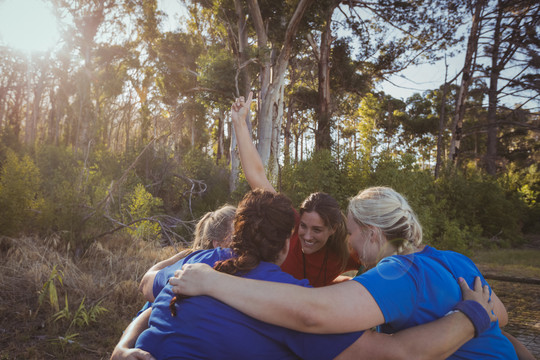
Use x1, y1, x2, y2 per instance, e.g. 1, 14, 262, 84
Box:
280, 150, 347, 207
53, 296, 108, 331
37, 266, 108, 345
177, 148, 231, 215
433, 168, 527, 248
124, 183, 163, 241
37, 265, 64, 314
0, 149, 43, 236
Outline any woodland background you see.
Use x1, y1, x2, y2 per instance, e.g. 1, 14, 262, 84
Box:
0, 0, 538, 358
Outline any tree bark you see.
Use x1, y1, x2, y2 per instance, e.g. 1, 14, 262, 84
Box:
485, 0, 503, 176
448, 0, 485, 164
435, 58, 449, 179
315, 1, 339, 151
247, 0, 314, 175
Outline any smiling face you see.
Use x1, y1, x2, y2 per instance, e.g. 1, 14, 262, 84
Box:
298, 211, 335, 254
346, 212, 381, 268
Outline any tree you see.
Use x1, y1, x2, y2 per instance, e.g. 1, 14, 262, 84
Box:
449, 0, 486, 164
481, 0, 539, 174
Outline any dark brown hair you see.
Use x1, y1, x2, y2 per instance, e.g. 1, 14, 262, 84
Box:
300, 192, 349, 271
213, 189, 295, 275
170, 189, 295, 316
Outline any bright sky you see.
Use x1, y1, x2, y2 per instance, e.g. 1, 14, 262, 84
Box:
378, 55, 467, 101
0, 0, 60, 53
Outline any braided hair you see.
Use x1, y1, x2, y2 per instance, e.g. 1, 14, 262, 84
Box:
170, 190, 295, 316
214, 189, 296, 275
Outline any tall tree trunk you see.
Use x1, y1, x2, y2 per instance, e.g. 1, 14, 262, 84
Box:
485, 0, 503, 176
230, 0, 253, 191
448, 0, 485, 164
217, 109, 225, 164
24, 59, 33, 146
315, 1, 338, 151
283, 97, 295, 165
435, 58, 449, 179
247, 0, 314, 177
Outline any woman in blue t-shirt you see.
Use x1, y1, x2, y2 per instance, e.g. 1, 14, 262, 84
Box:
169, 187, 531, 359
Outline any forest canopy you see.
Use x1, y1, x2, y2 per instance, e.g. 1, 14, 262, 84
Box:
0, 0, 538, 253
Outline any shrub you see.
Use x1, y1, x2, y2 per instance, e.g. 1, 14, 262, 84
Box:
124, 183, 163, 241
0, 149, 43, 236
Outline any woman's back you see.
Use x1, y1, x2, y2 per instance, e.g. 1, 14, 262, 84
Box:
137, 248, 362, 360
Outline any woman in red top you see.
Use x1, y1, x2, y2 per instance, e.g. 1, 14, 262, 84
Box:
231, 93, 359, 287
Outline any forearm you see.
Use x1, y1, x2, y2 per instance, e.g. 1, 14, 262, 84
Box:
113, 308, 150, 351
492, 291, 508, 327
196, 269, 382, 333
390, 311, 474, 359
231, 97, 274, 192
336, 312, 474, 360
139, 250, 190, 301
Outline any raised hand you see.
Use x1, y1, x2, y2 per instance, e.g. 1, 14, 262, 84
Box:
169, 262, 217, 297
231, 91, 253, 125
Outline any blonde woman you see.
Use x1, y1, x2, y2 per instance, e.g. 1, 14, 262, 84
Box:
139, 204, 236, 302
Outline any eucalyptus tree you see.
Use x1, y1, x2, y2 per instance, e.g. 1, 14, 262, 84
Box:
0, 48, 27, 146
52, 0, 117, 152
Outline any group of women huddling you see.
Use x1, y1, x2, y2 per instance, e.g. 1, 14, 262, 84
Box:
111, 93, 533, 360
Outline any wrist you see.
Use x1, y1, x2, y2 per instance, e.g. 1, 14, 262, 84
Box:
204, 269, 224, 296
451, 300, 491, 337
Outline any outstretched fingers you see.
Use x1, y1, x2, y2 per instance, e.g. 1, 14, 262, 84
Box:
459, 276, 497, 322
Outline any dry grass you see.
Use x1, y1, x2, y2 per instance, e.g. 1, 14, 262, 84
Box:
0, 234, 181, 359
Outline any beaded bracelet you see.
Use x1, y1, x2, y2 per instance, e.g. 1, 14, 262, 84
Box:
452, 300, 491, 337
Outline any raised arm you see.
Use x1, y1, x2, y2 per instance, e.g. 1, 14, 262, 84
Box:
169, 262, 384, 333
231, 92, 275, 193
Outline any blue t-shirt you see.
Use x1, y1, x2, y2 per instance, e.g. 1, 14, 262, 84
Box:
137, 248, 364, 360
353, 245, 517, 360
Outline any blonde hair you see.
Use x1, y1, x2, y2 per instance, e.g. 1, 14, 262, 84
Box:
348, 187, 422, 254
192, 205, 236, 250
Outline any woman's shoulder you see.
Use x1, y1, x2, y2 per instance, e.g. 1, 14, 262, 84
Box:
185, 247, 233, 265
248, 262, 312, 287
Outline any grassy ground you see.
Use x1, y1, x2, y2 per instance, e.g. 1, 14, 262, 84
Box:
0, 235, 178, 360
1, 235, 538, 359
471, 248, 540, 279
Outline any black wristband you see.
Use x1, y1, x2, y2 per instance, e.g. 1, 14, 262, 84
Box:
453, 300, 491, 337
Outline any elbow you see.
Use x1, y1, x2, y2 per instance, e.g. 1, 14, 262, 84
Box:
498, 312, 508, 327
139, 274, 155, 302
295, 302, 328, 333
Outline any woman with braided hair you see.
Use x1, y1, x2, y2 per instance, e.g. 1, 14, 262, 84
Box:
129, 189, 365, 359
